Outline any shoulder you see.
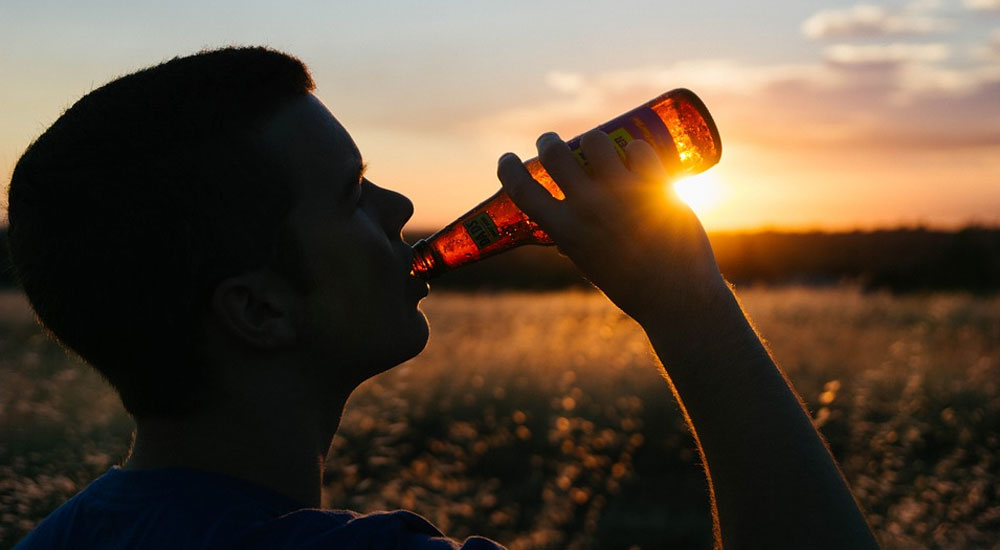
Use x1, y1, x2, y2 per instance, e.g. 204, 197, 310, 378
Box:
15, 467, 506, 550
15, 467, 303, 549
237, 509, 507, 550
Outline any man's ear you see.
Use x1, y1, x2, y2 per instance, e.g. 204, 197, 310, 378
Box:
209, 269, 298, 350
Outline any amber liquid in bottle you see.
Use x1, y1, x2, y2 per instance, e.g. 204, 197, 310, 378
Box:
411, 88, 722, 279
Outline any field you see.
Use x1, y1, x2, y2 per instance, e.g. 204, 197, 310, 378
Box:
1, 287, 998, 549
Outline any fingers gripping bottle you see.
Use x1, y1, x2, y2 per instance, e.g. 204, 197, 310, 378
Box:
411, 89, 721, 279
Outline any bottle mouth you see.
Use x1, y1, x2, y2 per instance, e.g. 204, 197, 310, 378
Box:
410, 239, 439, 279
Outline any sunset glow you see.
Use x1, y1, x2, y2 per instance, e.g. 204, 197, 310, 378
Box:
1, 1, 998, 231
672, 172, 725, 217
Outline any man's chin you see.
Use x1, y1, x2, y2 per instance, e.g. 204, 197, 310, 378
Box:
396, 313, 430, 364
368, 314, 430, 378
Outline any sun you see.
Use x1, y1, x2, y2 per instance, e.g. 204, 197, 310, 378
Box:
670, 171, 724, 215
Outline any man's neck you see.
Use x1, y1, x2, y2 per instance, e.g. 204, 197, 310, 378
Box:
125, 393, 346, 508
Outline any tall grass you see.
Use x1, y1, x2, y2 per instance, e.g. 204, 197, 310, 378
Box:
1, 288, 998, 549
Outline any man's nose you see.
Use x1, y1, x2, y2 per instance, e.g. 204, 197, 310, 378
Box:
368, 181, 413, 236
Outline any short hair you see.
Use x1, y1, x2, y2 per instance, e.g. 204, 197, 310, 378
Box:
7, 47, 315, 417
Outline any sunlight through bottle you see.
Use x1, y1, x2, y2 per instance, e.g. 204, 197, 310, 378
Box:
411, 89, 722, 279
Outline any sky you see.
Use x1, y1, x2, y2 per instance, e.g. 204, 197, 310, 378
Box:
1, 0, 998, 231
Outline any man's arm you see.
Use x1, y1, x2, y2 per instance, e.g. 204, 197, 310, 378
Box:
496, 130, 879, 549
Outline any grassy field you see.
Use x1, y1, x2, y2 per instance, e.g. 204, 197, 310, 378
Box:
1, 288, 998, 549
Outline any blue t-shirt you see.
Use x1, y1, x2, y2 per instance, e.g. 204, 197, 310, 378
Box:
15, 467, 505, 549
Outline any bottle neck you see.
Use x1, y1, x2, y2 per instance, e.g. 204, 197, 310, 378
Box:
410, 239, 439, 279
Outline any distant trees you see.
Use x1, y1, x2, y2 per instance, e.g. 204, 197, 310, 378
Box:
1, 227, 996, 292
710, 227, 1000, 293
405, 227, 1000, 293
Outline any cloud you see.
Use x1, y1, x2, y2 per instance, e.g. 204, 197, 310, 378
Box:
898, 63, 1000, 96
969, 28, 1000, 61
802, 4, 956, 39
467, 61, 840, 140
547, 61, 838, 97
908, 0, 944, 11
824, 43, 951, 66
546, 72, 587, 94
469, 55, 1000, 154
964, 0, 1000, 11
466, 5, 999, 158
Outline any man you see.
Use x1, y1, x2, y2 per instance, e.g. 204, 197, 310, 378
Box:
8, 47, 879, 549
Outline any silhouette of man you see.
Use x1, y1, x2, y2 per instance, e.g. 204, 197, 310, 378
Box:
8, 47, 879, 549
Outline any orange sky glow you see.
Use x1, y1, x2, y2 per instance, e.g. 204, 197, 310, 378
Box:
2, 1, 998, 232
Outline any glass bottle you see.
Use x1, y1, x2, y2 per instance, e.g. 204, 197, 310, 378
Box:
411, 88, 721, 279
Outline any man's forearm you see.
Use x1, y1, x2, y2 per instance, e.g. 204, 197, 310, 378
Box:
494, 131, 878, 548
642, 285, 879, 550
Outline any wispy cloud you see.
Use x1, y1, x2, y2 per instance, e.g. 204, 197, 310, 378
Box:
968, 28, 1000, 60
824, 43, 951, 65
802, 4, 956, 39
907, 0, 944, 11
964, 0, 1000, 11
471, 54, 1000, 153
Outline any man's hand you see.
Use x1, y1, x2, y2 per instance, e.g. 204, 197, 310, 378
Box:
496, 131, 880, 549
497, 130, 728, 328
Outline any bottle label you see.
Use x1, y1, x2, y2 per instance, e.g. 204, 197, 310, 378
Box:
572, 127, 635, 169
463, 212, 501, 249
568, 105, 677, 169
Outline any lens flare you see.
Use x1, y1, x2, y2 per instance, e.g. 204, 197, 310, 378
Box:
671, 171, 724, 215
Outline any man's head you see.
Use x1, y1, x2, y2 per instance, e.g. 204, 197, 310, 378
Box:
230, 94, 430, 400
7, 47, 428, 419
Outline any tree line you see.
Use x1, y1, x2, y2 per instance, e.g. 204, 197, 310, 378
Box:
0, 226, 996, 293
407, 226, 1000, 293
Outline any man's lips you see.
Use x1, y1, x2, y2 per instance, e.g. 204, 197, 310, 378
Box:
408, 274, 429, 299
403, 247, 429, 298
